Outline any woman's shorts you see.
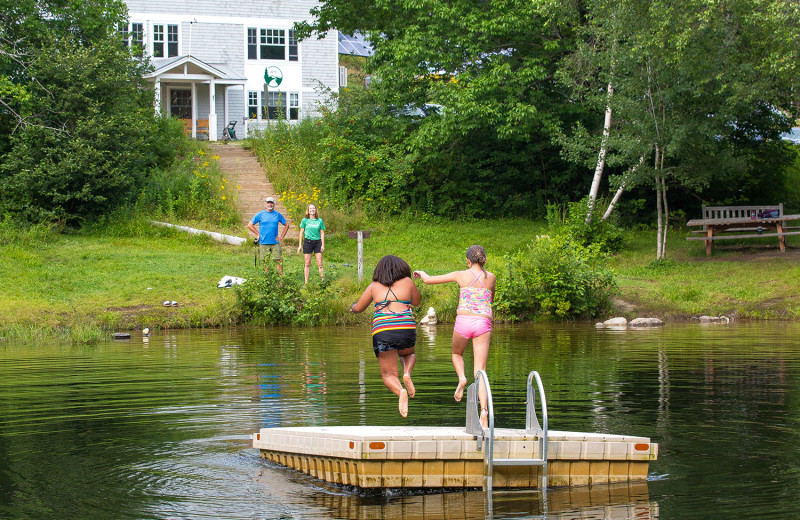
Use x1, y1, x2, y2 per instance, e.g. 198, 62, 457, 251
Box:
372, 329, 416, 357
303, 238, 322, 254
453, 315, 492, 339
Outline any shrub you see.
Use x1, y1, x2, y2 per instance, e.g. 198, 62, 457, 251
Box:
495, 235, 617, 320
235, 269, 326, 325
546, 197, 624, 252
0, 38, 180, 225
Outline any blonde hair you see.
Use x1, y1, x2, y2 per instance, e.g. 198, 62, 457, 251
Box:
304, 204, 321, 219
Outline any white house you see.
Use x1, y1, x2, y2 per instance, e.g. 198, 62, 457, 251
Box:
122, 0, 339, 140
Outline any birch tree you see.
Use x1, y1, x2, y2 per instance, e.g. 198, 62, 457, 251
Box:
556, 0, 800, 258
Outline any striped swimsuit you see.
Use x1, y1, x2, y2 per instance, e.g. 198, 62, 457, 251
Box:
371, 287, 416, 357
372, 288, 415, 335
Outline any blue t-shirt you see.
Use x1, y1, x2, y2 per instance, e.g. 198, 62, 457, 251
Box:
251, 210, 287, 245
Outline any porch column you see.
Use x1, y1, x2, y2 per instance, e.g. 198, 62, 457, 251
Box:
242, 85, 249, 138
154, 77, 162, 114
191, 82, 197, 139
223, 86, 229, 134
208, 78, 217, 141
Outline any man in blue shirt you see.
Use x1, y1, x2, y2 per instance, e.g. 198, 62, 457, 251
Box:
247, 197, 290, 274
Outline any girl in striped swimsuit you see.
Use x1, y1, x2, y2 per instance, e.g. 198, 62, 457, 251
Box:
351, 255, 421, 417
414, 245, 496, 427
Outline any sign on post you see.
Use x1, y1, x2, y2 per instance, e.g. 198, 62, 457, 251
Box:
348, 230, 371, 282
264, 67, 283, 121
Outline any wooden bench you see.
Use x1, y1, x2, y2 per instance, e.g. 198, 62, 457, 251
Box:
195, 119, 209, 140
177, 118, 209, 139
179, 118, 192, 136
686, 204, 800, 254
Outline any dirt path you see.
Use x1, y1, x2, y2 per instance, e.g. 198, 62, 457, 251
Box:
209, 142, 298, 241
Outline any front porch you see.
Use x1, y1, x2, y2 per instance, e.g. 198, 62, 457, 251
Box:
146, 55, 247, 141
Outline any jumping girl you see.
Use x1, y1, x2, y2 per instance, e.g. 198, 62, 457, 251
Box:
413, 245, 495, 427
350, 255, 421, 417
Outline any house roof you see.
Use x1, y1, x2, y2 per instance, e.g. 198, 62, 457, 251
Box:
145, 55, 246, 83
781, 127, 800, 145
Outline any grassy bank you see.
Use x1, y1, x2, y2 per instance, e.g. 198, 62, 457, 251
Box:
2, 215, 800, 342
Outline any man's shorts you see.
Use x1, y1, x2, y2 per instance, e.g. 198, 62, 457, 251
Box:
259, 243, 282, 262
303, 238, 323, 254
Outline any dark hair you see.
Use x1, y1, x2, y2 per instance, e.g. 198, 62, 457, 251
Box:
466, 245, 487, 274
372, 255, 411, 286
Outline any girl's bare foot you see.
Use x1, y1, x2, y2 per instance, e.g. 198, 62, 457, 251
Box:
403, 373, 416, 398
454, 378, 468, 402
480, 408, 489, 428
399, 389, 409, 417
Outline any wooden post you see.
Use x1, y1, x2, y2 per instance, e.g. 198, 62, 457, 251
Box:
348, 231, 371, 283
357, 231, 364, 282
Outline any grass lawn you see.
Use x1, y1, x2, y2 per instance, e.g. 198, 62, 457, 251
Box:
2, 217, 800, 341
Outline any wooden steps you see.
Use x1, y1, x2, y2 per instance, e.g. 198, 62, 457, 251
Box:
209, 142, 298, 241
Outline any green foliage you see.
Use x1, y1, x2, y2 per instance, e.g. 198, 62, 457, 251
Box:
235, 270, 327, 325
0, 3, 183, 225
546, 197, 624, 252
0, 216, 58, 248
137, 144, 242, 232
246, 117, 368, 230
495, 235, 617, 320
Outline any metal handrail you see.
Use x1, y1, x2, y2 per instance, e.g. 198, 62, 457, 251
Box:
526, 370, 549, 489
466, 370, 549, 492
471, 370, 495, 490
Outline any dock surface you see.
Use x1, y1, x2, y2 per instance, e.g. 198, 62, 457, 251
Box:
253, 425, 657, 489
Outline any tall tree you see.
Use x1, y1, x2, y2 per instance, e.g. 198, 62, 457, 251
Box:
557, 0, 800, 258
0, 0, 179, 223
299, 0, 593, 216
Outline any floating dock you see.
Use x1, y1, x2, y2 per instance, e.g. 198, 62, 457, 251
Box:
253, 371, 657, 490
253, 425, 657, 489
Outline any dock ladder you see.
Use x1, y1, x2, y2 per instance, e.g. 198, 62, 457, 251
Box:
465, 370, 549, 492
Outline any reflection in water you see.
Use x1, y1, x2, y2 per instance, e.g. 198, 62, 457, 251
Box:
304, 482, 654, 520
2, 323, 800, 519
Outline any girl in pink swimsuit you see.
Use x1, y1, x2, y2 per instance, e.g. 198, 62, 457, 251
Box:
413, 245, 496, 427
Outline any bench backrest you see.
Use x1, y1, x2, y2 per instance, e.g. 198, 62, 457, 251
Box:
702, 203, 783, 220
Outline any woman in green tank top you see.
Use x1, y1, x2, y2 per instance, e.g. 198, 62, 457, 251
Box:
297, 203, 326, 283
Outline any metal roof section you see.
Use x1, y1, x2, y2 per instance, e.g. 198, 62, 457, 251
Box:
145, 55, 246, 82
781, 127, 800, 145
338, 31, 373, 57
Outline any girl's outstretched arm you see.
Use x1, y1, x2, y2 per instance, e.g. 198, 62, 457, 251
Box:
350, 283, 375, 313
413, 270, 461, 285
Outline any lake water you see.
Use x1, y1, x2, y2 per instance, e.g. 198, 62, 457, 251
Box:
1, 322, 799, 519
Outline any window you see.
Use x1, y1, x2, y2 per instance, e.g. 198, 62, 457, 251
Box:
248, 92, 259, 119
119, 23, 129, 47
153, 24, 178, 58
131, 23, 144, 56
119, 22, 144, 57
167, 25, 178, 57
289, 93, 299, 120
170, 89, 192, 119
153, 25, 164, 57
247, 28, 258, 60
260, 29, 285, 60
288, 30, 298, 62
267, 91, 284, 120
249, 91, 299, 121
247, 27, 297, 61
